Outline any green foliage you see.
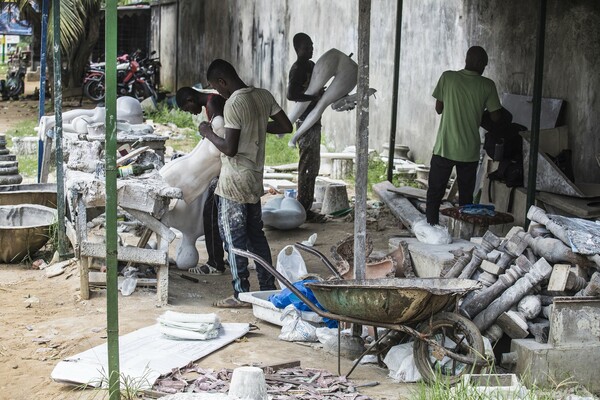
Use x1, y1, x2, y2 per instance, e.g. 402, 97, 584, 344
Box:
265, 133, 299, 166
356, 156, 419, 196
146, 104, 199, 153
146, 103, 196, 130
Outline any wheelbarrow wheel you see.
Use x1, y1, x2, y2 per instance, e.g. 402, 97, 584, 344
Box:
413, 312, 485, 385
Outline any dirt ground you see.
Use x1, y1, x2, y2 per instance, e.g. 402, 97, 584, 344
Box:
0, 99, 414, 399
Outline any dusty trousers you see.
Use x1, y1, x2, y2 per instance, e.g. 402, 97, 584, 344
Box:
217, 196, 275, 297
296, 120, 322, 212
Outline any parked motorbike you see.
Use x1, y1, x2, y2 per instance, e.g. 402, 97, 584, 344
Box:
82, 50, 158, 103
0, 56, 27, 101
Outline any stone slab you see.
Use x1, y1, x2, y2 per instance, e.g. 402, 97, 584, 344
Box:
388, 186, 427, 201
511, 339, 600, 393
547, 264, 571, 293
389, 237, 475, 278
537, 191, 600, 219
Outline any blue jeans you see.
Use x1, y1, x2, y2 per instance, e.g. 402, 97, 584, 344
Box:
217, 196, 275, 297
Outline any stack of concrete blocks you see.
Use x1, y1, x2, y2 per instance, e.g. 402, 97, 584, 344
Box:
0, 134, 23, 185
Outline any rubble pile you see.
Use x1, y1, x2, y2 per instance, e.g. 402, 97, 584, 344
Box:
439, 205, 600, 351
153, 365, 374, 399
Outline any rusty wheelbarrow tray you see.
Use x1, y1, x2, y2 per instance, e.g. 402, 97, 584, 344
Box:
231, 246, 487, 385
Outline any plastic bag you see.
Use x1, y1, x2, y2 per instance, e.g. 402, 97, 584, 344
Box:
383, 342, 422, 382
413, 218, 452, 245
278, 305, 318, 342
119, 266, 139, 296
269, 280, 338, 328
276, 245, 308, 288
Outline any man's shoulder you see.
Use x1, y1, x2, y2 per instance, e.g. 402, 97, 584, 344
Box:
290, 59, 313, 73
228, 87, 276, 107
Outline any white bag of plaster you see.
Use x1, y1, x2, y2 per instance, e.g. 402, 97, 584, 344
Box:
413, 218, 453, 245
278, 305, 318, 342
276, 245, 308, 288
383, 342, 422, 382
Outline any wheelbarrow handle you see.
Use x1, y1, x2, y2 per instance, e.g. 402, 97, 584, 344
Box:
293, 242, 344, 280
229, 247, 326, 316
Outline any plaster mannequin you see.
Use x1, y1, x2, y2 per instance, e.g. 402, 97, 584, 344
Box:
262, 196, 306, 230
159, 116, 226, 269
159, 116, 224, 204
287, 48, 358, 148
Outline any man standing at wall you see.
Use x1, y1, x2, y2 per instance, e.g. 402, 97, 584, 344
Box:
199, 59, 293, 308
426, 46, 502, 226
287, 33, 326, 222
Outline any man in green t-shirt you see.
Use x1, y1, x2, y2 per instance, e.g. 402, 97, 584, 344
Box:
426, 46, 502, 226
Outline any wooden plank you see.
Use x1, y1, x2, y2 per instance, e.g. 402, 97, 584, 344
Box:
80, 241, 168, 265
89, 271, 157, 287
372, 181, 423, 229
388, 186, 427, 200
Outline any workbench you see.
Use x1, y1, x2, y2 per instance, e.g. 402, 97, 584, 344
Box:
65, 170, 182, 306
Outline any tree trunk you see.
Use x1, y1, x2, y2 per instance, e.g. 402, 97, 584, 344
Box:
66, 13, 100, 89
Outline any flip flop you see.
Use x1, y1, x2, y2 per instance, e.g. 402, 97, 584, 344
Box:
213, 296, 252, 308
188, 264, 224, 275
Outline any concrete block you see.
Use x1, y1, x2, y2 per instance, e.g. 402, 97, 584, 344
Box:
487, 249, 502, 263
389, 237, 475, 278
548, 264, 571, 293
549, 297, 600, 348
481, 260, 503, 275
497, 311, 529, 339
10, 136, 39, 155
511, 338, 600, 392
459, 374, 528, 399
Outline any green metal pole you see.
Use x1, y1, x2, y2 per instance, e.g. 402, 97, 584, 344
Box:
525, 0, 546, 229
387, 0, 402, 183
52, 0, 66, 259
105, 0, 121, 398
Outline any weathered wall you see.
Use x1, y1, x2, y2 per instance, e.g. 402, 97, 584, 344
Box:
152, 0, 600, 183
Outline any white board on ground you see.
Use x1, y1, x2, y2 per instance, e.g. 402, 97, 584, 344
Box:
51, 323, 250, 388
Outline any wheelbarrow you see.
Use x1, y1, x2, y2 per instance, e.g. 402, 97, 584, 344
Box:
231, 244, 487, 385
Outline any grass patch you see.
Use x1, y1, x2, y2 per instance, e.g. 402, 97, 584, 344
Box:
145, 104, 199, 153
5, 119, 37, 148
265, 133, 299, 166
350, 156, 419, 196
15, 154, 38, 180
5, 120, 39, 181
145, 103, 195, 130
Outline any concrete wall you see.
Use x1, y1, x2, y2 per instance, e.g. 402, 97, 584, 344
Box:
151, 0, 600, 183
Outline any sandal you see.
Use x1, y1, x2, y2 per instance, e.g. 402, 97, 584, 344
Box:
213, 295, 252, 308
188, 264, 225, 275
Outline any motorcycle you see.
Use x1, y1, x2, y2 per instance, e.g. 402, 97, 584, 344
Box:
0, 55, 27, 101
83, 50, 158, 103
